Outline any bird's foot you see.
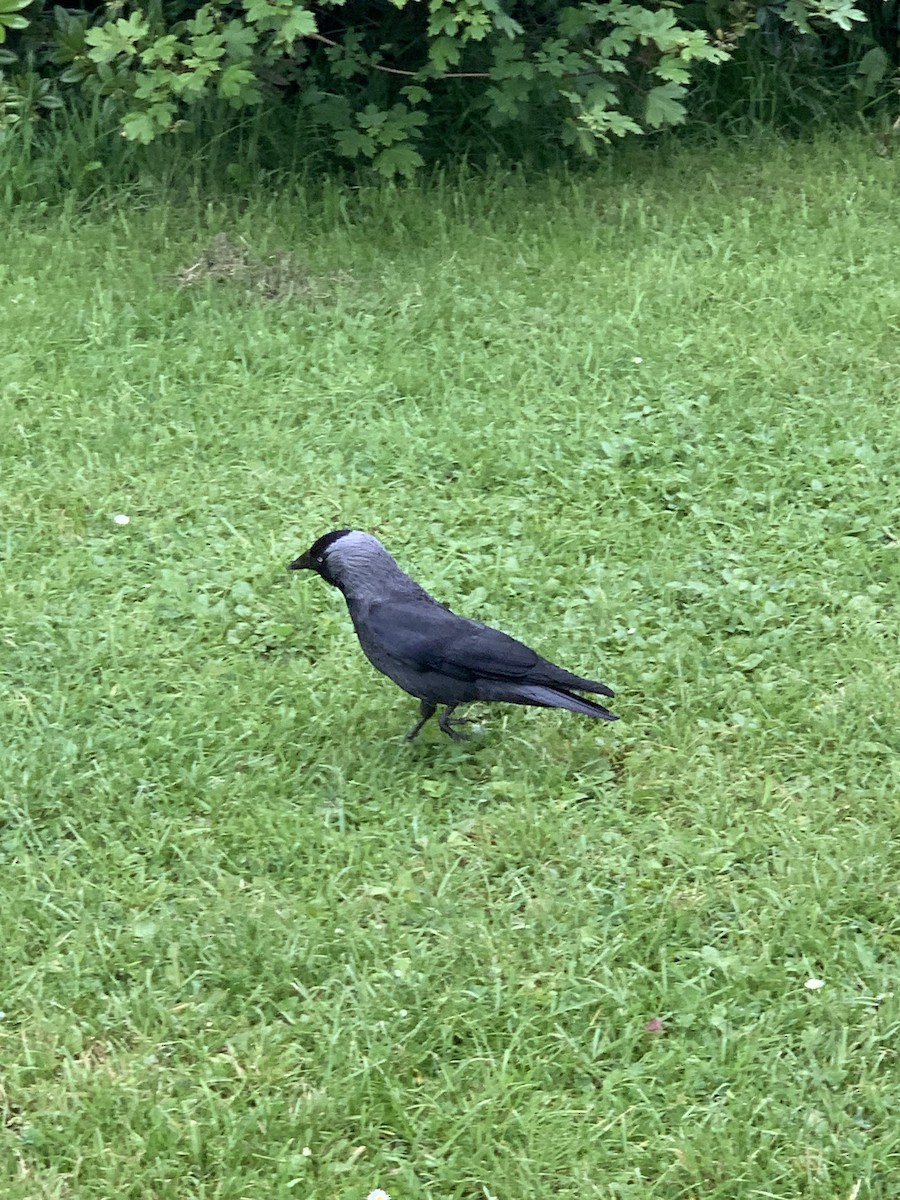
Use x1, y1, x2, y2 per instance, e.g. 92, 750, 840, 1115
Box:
443, 723, 471, 742
438, 708, 475, 742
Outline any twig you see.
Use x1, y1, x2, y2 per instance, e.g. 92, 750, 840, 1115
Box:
305, 30, 490, 79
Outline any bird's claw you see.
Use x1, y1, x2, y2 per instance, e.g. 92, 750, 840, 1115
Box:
438, 712, 475, 741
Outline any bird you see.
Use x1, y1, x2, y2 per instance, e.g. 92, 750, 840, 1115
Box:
288, 530, 619, 741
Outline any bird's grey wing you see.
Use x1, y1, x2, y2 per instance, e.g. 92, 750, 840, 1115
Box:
367, 599, 539, 682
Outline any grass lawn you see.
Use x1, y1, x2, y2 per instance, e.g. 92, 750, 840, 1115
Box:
1, 132, 899, 1200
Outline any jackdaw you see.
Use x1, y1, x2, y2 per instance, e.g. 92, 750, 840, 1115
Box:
288, 530, 619, 741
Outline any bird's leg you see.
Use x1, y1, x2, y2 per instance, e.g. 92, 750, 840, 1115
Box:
405, 699, 437, 742
438, 705, 474, 742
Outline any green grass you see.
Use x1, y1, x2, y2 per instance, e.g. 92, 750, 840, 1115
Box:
2, 133, 899, 1200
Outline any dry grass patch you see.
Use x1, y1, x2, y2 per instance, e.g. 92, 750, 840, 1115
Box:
174, 231, 349, 302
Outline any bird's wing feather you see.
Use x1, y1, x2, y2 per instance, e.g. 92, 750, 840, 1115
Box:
367, 599, 539, 682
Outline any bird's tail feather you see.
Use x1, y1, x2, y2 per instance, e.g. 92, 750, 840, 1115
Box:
512, 684, 619, 721
555, 672, 616, 699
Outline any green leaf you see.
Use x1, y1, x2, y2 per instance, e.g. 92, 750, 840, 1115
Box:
493, 10, 524, 38
244, 0, 277, 27
781, 0, 813, 33
489, 40, 534, 81
484, 82, 522, 118
121, 110, 158, 143
190, 32, 226, 62
644, 80, 686, 128
85, 15, 149, 64
148, 101, 175, 128
273, 6, 317, 47
334, 126, 375, 159
141, 35, 180, 66
219, 62, 254, 98
305, 90, 351, 128
605, 111, 642, 137
172, 61, 219, 96
653, 58, 692, 84
222, 65, 261, 103
558, 6, 590, 37
60, 62, 89, 83
584, 80, 617, 110
630, 7, 680, 46
186, 6, 216, 37
222, 19, 258, 60
428, 8, 459, 37
373, 143, 425, 178
53, 5, 79, 32
134, 71, 164, 101
0, 16, 28, 39
400, 84, 431, 104
356, 101, 387, 131
818, 0, 865, 29
428, 34, 461, 73
600, 26, 637, 57
855, 46, 889, 97
536, 37, 584, 78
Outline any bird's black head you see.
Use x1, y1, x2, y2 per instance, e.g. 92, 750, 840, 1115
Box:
287, 529, 354, 585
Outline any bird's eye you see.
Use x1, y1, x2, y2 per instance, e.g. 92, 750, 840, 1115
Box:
316, 555, 324, 564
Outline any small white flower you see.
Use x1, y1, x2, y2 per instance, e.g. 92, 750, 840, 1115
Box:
301, 1146, 312, 1157
804, 978, 825, 990
113, 514, 130, 526
631, 356, 643, 364
399, 1009, 408, 1018
367, 1191, 391, 1200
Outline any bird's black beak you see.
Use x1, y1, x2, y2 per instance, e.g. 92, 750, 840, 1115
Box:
287, 551, 313, 571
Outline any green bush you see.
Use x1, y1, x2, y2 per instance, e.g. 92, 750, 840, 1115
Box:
3, 0, 897, 174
